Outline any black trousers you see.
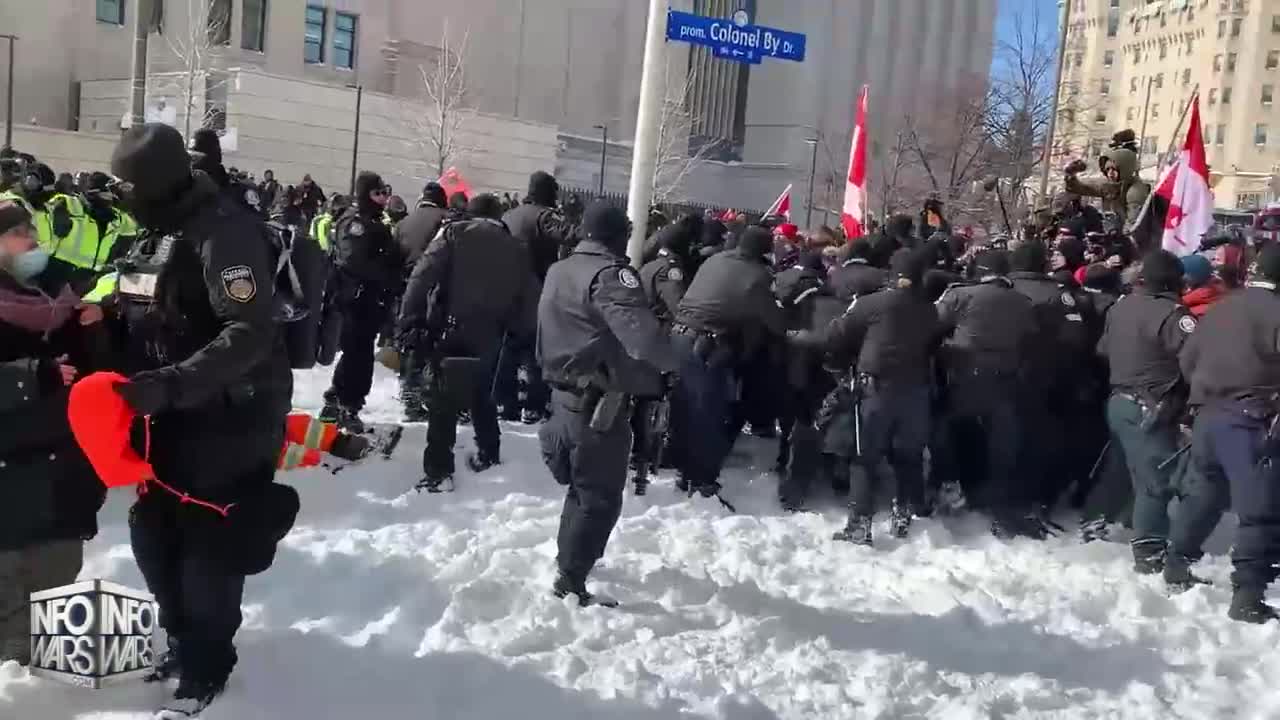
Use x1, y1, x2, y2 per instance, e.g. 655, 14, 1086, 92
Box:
848, 381, 932, 516
130, 494, 245, 690
422, 346, 501, 479
328, 294, 385, 410
541, 390, 632, 580
945, 372, 1021, 514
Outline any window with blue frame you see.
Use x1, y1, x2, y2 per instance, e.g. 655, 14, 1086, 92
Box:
305, 6, 326, 64
334, 13, 357, 69
97, 0, 124, 25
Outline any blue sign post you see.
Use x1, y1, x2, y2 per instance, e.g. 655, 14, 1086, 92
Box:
666, 9, 807, 65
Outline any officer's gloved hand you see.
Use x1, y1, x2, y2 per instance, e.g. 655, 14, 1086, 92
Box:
114, 369, 177, 416
51, 200, 73, 239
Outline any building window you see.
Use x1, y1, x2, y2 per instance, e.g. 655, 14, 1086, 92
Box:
1209, 88, 1218, 104
1159, 42, 1168, 59
1268, 51, 1280, 70
1131, 77, 1139, 94
1154, 72, 1164, 89
1063, 108, 1076, 124
1134, 48, 1142, 64
1187, 38, 1194, 53
1075, 52, 1084, 67
1110, 0, 1119, 7
1274, 15, 1280, 33
1256, 123, 1269, 146
305, 6, 326, 64
241, 0, 268, 52
333, 13, 357, 70
1228, 53, 1238, 72
1127, 107, 1136, 121
1101, 79, 1111, 95
1233, 0, 1244, 12
96, 0, 124, 24
1151, 103, 1160, 119
1219, 19, 1227, 37
1104, 50, 1115, 67
1095, 109, 1108, 124
1264, 85, 1275, 105
208, 0, 231, 46
1183, 68, 1192, 85
1217, 124, 1226, 146
1214, 54, 1223, 72
1108, 14, 1120, 37
1232, 18, 1243, 37
1223, 87, 1233, 104
1142, 136, 1159, 155
1238, 193, 1263, 210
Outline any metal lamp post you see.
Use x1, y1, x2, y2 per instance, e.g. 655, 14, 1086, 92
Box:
594, 123, 608, 196
348, 84, 363, 195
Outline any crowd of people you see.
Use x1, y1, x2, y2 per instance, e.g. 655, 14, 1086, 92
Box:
0, 122, 1278, 718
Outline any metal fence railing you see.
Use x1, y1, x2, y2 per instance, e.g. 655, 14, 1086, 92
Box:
556, 185, 766, 224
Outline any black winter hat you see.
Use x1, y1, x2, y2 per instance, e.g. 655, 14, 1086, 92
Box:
847, 238, 873, 259
421, 181, 447, 207
1140, 249, 1184, 292
1011, 241, 1048, 273
1252, 242, 1280, 284
355, 171, 384, 200
527, 171, 559, 206
111, 123, 194, 201
466, 193, 504, 220
737, 226, 774, 258
889, 248, 924, 284
974, 249, 1011, 277
582, 201, 630, 253
1055, 235, 1086, 269
190, 128, 223, 165
0, 200, 32, 236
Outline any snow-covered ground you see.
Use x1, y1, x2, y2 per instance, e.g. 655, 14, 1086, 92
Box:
5, 364, 1280, 719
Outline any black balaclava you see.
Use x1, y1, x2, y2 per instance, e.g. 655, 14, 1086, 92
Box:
111, 123, 203, 232
1140, 249, 1185, 294
1011, 241, 1048, 273
189, 128, 229, 188
973, 249, 1012, 279
737, 227, 773, 260
582, 201, 630, 256
23, 163, 57, 208
354, 171, 386, 216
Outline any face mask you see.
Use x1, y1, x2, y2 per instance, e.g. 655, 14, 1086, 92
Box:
9, 247, 49, 282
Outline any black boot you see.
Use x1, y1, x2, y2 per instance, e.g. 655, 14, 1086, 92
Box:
890, 500, 913, 539
415, 473, 455, 493
833, 514, 874, 546
631, 470, 649, 496
329, 432, 372, 462
337, 406, 365, 434
1163, 554, 1211, 593
145, 638, 182, 682
1228, 586, 1280, 624
156, 678, 225, 719
319, 399, 340, 424
466, 451, 500, 473
1131, 538, 1167, 575
552, 572, 618, 608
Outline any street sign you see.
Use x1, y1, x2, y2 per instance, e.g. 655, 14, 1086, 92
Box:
666, 10, 807, 65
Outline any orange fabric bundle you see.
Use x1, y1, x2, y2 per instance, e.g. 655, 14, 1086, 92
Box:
67, 371, 155, 488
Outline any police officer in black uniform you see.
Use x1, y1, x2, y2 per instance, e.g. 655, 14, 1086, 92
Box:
1099, 250, 1225, 589
1180, 245, 1280, 622
189, 129, 265, 219
935, 249, 1038, 537
321, 172, 402, 431
829, 238, 887, 302
538, 201, 679, 606
392, 182, 450, 421
398, 194, 538, 492
672, 225, 786, 496
500, 171, 577, 423
107, 124, 295, 717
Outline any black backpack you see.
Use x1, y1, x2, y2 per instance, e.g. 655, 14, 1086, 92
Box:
267, 220, 329, 369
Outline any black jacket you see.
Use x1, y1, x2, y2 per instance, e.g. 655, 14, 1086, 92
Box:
639, 249, 687, 326
398, 217, 538, 355
1010, 271, 1095, 388
1181, 283, 1280, 407
0, 273, 106, 550
109, 174, 292, 499
828, 258, 886, 302
819, 285, 939, 385
395, 202, 448, 278
1097, 287, 1193, 401
536, 239, 678, 396
675, 248, 786, 355
503, 202, 578, 282
333, 207, 403, 297
935, 277, 1036, 374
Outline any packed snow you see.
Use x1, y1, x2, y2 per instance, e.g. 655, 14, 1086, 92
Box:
4, 364, 1280, 719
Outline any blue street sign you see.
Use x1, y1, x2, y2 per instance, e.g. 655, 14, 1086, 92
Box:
666, 10, 807, 65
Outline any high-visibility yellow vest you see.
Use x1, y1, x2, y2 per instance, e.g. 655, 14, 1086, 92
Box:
44, 194, 120, 271
82, 272, 117, 304
310, 214, 334, 251
0, 190, 53, 247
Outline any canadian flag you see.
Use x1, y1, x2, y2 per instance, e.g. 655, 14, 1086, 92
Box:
765, 184, 792, 220
842, 86, 870, 240
1153, 95, 1213, 256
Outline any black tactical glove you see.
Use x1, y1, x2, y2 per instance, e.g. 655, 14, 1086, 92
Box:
114, 369, 177, 416
1064, 159, 1089, 175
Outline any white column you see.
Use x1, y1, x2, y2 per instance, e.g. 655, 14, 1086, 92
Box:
625, 0, 670, 266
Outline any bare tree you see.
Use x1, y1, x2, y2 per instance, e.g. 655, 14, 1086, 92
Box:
152, 0, 231, 139
900, 82, 997, 208
872, 124, 914, 220
403, 25, 476, 179
651, 61, 713, 204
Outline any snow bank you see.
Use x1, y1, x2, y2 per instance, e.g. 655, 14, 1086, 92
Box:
3, 365, 1280, 719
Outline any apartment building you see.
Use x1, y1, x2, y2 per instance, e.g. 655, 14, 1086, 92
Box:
1055, 0, 1280, 209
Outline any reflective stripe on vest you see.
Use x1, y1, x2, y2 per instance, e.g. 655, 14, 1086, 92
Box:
83, 272, 118, 303
278, 443, 322, 471
311, 215, 333, 251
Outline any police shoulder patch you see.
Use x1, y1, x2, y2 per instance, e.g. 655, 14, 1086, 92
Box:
220, 265, 257, 303
618, 267, 641, 289
667, 267, 684, 282
349, 221, 365, 237
1060, 291, 1077, 307
1178, 314, 1197, 334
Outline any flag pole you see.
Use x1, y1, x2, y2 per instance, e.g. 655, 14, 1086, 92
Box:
1129, 88, 1200, 237
1161, 85, 1200, 168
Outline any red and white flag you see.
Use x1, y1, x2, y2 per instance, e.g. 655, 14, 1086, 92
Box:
842, 86, 870, 240
1154, 95, 1213, 256
765, 184, 792, 220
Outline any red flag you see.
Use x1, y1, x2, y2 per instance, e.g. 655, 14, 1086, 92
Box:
438, 167, 473, 201
842, 86, 870, 240
765, 184, 792, 220
1155, 95, 1213, 256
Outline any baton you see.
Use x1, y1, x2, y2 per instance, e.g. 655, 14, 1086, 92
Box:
1157, 443, 1191, 471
